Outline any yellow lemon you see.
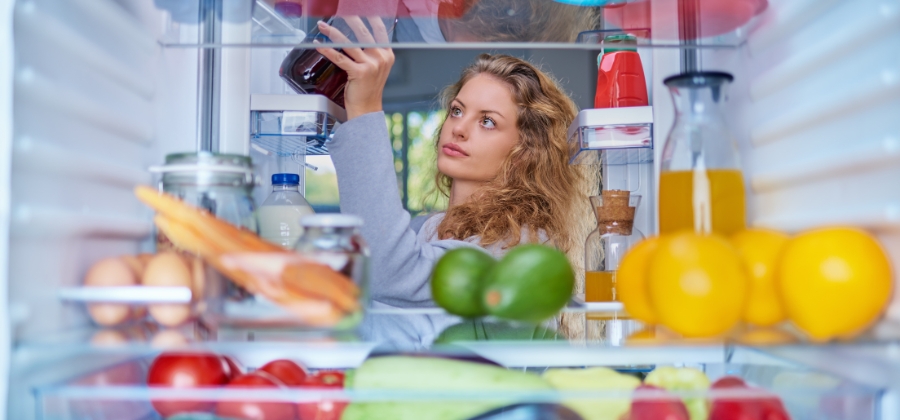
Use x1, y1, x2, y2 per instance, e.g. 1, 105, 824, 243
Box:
730, 229, 790, 327
648, 232, 748, 338
617, 236, 662, 324
778, 227, 893, 341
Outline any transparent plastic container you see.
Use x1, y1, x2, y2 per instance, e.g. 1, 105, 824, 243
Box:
258, 173, 315, 249
658, 72, 746, 236
196, 215, 369, 331
32, 343, 882, 420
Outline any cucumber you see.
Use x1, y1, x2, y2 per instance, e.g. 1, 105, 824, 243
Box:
343, 356, 552, 420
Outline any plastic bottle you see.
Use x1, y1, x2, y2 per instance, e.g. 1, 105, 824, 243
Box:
594, 34, 648, 109
258, 173, 315, 249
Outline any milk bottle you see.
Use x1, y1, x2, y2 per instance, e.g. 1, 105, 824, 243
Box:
258, 173, 315, 248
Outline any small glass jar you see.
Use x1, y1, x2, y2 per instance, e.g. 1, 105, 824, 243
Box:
584, 190, 644, 303
584, 190, 645, 346
295, 214, 369, 294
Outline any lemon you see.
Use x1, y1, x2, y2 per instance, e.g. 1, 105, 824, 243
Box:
730, 229, 790, 327
616, 236, 662, 324
777, 227, 893, 341
648, 232, 748, 338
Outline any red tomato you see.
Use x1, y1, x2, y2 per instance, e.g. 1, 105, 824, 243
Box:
306, 371, 344, 387
710, 376, 791, 420
147, 352, 230, 417
258, 359, 308, 386
630, 384, 690, 420
712, 376, 748, 389
215, 372, 296, 420
222, 355, 245, 379
297, 371, 347, 420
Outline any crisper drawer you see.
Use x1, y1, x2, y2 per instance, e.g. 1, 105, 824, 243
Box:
33, 344, 881, 420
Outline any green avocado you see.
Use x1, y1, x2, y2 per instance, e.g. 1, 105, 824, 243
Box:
431, 248, 496, 317
482, 244, 574, 323
434, 320, 562, 344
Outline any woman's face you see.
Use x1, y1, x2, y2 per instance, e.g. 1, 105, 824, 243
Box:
437, 74, 520, 184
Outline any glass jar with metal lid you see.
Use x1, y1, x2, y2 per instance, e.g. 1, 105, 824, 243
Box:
150, 152, 258, 326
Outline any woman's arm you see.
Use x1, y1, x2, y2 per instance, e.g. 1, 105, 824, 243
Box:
317, 18, 474, 307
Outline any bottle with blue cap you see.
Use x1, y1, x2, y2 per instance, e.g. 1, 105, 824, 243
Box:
258, 173, 315, 248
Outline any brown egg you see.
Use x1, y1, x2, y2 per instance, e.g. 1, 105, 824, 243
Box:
84, 257, 138, 326
142, 252, 193, 327
150, 328, 190, 348
90, 329, 129, 347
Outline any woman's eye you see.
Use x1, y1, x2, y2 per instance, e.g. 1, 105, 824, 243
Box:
450, 107, 462, 117
481, 117, 495, 129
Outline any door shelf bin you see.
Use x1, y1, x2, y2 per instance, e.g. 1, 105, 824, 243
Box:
250, 94, 347, 156
567, 107, 653, 165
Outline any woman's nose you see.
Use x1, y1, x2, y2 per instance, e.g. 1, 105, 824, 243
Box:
450, 120, 468, 140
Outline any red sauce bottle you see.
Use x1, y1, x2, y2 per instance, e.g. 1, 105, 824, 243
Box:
594, 34, 648, 109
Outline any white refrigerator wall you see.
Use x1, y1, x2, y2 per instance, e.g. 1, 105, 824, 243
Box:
734, 0, 900, 321
5, 0, 200, 416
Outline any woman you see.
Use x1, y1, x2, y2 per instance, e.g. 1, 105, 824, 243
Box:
316, 18, 595, 318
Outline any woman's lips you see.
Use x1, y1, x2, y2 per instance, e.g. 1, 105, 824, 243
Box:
442, 144, 469, 157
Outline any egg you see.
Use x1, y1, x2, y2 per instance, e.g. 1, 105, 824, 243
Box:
84, 257, 139, 326
150, 328, 190, 348
142, 252, 193, 327
90, 329, 129, 347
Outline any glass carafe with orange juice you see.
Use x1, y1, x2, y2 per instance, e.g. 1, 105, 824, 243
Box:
584, 190, 644, 303
659, 72, 746, 236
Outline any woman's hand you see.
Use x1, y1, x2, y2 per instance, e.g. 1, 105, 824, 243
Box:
315, 17, 394, 120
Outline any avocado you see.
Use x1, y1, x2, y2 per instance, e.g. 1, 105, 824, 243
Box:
431, 248, 496, 318
482, 245, 575, 323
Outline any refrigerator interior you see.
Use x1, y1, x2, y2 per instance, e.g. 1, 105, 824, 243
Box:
2, 0, 900, 418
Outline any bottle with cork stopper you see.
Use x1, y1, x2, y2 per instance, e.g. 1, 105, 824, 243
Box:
584, 189, 644, 303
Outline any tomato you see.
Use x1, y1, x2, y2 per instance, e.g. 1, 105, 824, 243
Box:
215, 372, 296, 420
710, 376, 791, 420
147, 352, 230, 417
306, 371, 344, 387
258, 359, 308, 386
712, 376, 748, 389
222, 354, 245, 379
630, 384, 690, 420
297, 371, 347, 420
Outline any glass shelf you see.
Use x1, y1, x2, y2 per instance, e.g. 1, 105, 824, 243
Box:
153, 0, 766, 49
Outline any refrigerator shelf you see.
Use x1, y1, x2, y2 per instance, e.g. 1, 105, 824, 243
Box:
58, 287, 192, 304
152, 0, 763, 50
